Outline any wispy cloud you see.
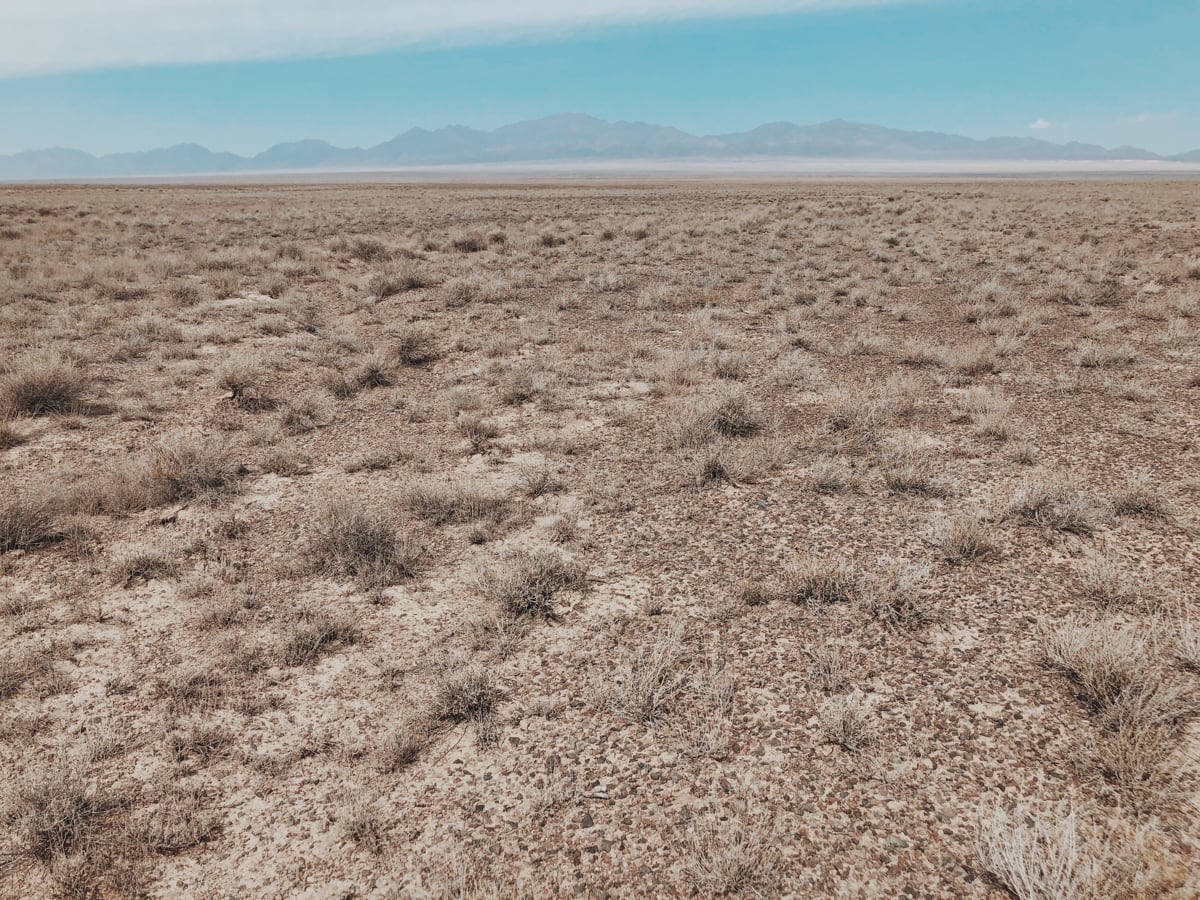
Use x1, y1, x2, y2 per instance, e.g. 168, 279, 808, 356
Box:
1028, 118, 1053, 130
1123, 111, 1176, 125
1, 0, 909, 78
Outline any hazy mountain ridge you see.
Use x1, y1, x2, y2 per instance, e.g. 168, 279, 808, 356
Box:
2, 113, 1196, 179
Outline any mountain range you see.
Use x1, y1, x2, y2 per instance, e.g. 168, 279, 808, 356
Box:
3, 114, 1198, 180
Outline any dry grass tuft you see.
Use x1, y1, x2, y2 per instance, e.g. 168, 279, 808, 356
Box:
307, 502, 422, 590
479, 550, 586, 619
778, 554, 862, 605
1005, 472, 1104, 534
402, 479, 508, 526
1, 350, 88, 416
819, 692, 876, 751
0, 496, 59, 553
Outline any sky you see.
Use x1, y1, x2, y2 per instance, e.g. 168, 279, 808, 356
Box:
1, 0, 1197, 157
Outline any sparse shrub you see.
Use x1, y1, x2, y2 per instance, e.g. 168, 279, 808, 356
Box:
865, 561, 931, 628
497, 367, 540, 405
1074, 340, 1137, 370
1043, 618, 1148, 710
366, 264, 425, 299
976, 803, 1096, 899
684, 816, 779, 897
1077, 553, 1160, 613
819, 692, 875, 751
340, 795, 386, 853
479, 550, 586, 619
809, 457, 854, 494
391, 327, 438, 365
216, 356, 273, 409
348, 238, 389, 262
455, 412, 499, 452
451, 232, 487, 253
879, 432, 946, 497
518, 464, 562, 498
1, 350, 87, 416
307, 502, 421, 590
133, 784, 220, 854
670, 388, 760, 447
279, 395, 328, 434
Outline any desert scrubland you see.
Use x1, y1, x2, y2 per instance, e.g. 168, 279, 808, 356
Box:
1, 180, 1198, 897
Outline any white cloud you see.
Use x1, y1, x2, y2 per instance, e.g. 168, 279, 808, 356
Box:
1125, 111, 1175, 124
0, 0, 908, 78
1028, 118, 1052, 130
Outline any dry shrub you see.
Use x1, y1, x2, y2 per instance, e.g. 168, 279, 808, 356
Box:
455, 412, 500, 452
1, 760, 102, 863
433, 663, 498, 723
132, 784, 220, 854
977, 801, 1194, 900
1042, 618, 1149, 711
110, 546, 179, 586
216, 356, 273, 410
307, 502, 422, 590
82, 436, 239, 514
1, 350, 88, 416
479, 550, 586, 619
865, 561, 931, 628
366, 264, 425, 299
809, 457, 855, 494
376, 722, 427, 773
390, 327, 438, 365
1077, 553, 1161, 613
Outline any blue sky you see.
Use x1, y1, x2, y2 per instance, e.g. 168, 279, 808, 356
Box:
1, 0, 1197, 156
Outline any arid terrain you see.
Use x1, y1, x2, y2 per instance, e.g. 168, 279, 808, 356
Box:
1, 180, 1198, 898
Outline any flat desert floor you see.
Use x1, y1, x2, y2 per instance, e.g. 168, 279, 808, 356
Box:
1, 181, 1198, 898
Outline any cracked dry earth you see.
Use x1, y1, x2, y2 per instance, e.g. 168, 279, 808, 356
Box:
1, 180, 1198, 898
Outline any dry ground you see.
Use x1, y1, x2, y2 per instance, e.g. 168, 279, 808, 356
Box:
1, 180, 1198, 898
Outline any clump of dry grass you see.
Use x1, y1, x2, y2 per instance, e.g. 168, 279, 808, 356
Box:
933, 510, 996, 563
683, 815, 779, 896
1076, 552, 1161, 613
375, 722, 428, 773
479, 549, 586, 619
76, 435, 240, 515
1042, 618, 1150, 711
1004, 472, 1105, 534
778, 553, 862, 605
0, 760, 103, 864
216, 356, 273, 410
595, 625, 688, 722
879, 432, 946, 497
306, 502, 422, 590
819, 692, 875, 751
809, 457, 856, 494
432, 662, 499, 723
864, 561, 931, 628
110, 546, 179, 586
976, 802, 1096, 899
455, 412, 500, 452
0, 496, 59, 553
402, 479, 508, 525
281, 609, 361, 666
1110, 473, 1173, 519
669, 388, 760, 447
1, 350, 88, 416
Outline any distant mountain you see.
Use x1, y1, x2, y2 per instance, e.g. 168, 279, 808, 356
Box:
1, 114, 1196, 179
